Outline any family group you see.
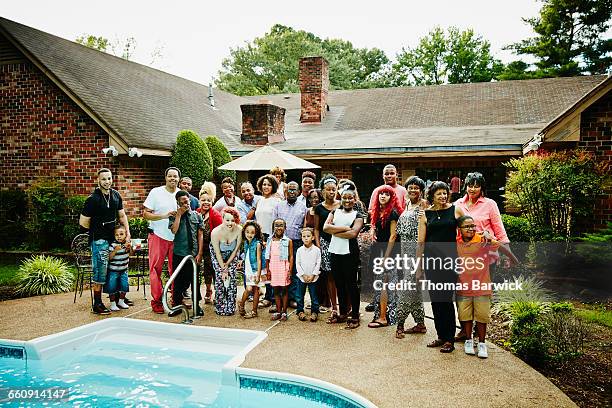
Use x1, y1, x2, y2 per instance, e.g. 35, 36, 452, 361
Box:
79, 163, 517, 357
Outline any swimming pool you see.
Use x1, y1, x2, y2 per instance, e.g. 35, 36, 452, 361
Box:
0, 318, 376, 407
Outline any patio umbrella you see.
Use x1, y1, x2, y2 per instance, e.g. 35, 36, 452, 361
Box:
218, 144, 320, 171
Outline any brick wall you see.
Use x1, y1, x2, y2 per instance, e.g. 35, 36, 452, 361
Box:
240, 103, 286, 145
0, 54, 169, 219
578, 90, 612, 229
299, 56, 329, 123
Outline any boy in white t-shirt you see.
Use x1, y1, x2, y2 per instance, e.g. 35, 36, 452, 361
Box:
143, 167, 179, 314
295, 228, 321, 322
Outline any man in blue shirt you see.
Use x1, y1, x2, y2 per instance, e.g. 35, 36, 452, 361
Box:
272, 181, 306, 307
236, 181, 261, 224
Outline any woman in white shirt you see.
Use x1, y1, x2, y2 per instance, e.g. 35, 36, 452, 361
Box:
323, 184, 364, 329
254, 174, 281, 239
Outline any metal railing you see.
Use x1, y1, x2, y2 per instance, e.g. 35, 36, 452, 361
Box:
162, 255, 201, 324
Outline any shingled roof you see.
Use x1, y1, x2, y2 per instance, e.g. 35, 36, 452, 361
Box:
0, 16, 607, 157
0, 17, 246, 153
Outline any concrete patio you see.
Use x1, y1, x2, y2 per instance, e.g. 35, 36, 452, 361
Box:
0, 287, 576, 408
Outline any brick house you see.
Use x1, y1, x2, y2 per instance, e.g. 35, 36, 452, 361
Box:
1, 17, 610, 227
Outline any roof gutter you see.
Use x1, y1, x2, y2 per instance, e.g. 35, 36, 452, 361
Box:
229, 144, 523, 158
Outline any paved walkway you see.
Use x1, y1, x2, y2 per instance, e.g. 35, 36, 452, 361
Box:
0, 288, 576, 408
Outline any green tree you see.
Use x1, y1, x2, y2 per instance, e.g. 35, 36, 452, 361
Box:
76, 35, 110, 52
216, 24, 389, 95
75, 34, 162, 64
204, 135, 236, 183
506, 0, 612, 75
389, 27, 501, 86
170, 130, 213, 188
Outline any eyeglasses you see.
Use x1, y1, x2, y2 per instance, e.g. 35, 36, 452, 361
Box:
287, 188, 299, 192
459, 225, 477, 230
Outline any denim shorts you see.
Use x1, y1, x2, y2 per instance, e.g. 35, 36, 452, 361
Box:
105, 270, 129, 294
91, 239, 110, 284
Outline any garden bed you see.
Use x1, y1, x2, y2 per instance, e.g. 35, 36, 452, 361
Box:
488, 301, 612, 408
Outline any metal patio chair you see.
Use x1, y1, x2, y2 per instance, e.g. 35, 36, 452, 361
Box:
72, 233, 93, 306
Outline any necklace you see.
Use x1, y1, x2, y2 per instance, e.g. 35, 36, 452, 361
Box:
102, 190, 111, 208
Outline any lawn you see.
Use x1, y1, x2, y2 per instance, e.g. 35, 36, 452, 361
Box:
0, 263, 20, 286
575, 308, 612, 328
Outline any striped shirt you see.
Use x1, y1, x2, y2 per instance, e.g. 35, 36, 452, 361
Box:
108, 242, 129, 273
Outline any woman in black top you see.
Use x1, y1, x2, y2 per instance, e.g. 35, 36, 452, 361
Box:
417, 181, 465, 353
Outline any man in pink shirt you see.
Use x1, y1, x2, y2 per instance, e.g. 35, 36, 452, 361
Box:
368, 164, 407, 212
450, 174, 461, 202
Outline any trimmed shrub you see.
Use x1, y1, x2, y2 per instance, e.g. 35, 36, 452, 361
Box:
170, 130, 213, 187
0, 189, 27, 248
501, 214, 531, 243
510, 303, 548, 366
26, 179, 65, 249
129, 217, 149, 239
63, 195, 87, 244
205, 135, 236, 183
15, 255, 74, 296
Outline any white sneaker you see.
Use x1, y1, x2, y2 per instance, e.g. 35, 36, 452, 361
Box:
109, 302, 120, 312
478, 342, 488, 359
464, 339, 475, 355
117, 299, 130, 309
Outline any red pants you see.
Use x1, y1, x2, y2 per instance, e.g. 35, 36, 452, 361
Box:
148, 233, 174, 305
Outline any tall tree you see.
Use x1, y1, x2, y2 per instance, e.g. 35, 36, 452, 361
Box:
75, 34, 162, 65
389, 27, 501, 86
506, 0, 612, 76
216, 24, 389, 95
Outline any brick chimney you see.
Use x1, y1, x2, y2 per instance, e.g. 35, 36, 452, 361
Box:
299, 56, 329, 123
240, 102, 286, 145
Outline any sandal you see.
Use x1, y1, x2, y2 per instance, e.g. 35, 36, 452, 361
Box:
404, 324, 427, 334
310, 313, 318, 322
395, 327, 405, 339
238, 301, 246, 317
345, 318, 360, 330
270, 313, 281, 321
244, 310, 258, 319
440, 342, 455, 353
298, 312, 307, 321
326, 312, 347, 324
280, 312, 288, 321
427, 339, 446, 348
367, 320, 388, 328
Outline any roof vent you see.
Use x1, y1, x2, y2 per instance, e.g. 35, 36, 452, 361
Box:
208, 83, 216, 109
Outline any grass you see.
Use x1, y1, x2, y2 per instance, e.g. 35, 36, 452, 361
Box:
0, 263, 20, 286
575, 308, 612, 328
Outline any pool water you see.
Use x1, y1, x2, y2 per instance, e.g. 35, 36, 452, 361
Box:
0, 334, 358, 408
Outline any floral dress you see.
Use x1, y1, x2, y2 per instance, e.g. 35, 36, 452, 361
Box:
395, 206, 426, 330
210, 239, 238, 316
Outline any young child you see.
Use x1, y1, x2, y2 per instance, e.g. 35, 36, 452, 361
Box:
238, 221, 265, 319
295, 228, 321, 322
106, 225, 132, 311
456, 215, 518, 358
266, 218, 293, 321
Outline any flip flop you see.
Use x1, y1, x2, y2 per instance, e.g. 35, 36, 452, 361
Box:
367, 320, 388, 328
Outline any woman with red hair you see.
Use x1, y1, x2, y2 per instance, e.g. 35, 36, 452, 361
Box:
210, 207, 243, 315
368, 185, 402, 328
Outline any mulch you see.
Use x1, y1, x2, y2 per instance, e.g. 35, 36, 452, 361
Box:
488, 307, 612, 408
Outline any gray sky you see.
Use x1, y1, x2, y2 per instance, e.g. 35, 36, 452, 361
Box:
3, 0, 543, 85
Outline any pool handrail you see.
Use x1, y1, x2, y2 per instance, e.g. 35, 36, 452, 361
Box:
162, 255, 199, 323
